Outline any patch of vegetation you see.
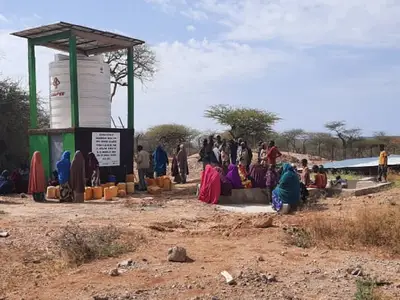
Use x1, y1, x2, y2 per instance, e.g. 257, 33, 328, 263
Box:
292, 206, 400, 254
355, 278, 377, 300
284, 227, 314, 248
54, 224, 129, 266
354, 278, 393, 300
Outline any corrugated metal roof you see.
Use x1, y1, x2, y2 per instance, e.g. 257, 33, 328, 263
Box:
323, 155, 400, 169
11, 22, 144, 55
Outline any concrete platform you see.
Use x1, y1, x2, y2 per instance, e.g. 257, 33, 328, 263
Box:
212, 180, 394, 206
217, 204, 275, 214
218, 188, 269, 205
340, 181, 393, 197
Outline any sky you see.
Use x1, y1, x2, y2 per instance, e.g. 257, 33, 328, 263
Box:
1, 0, 400, 135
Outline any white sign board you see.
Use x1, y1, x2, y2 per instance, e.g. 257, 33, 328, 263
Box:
91, 132, 120, 167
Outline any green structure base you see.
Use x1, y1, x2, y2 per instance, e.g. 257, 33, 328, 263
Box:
29, 130, 75, 179
29, 128, 133, 182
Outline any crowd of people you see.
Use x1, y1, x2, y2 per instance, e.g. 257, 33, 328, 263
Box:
0, 137, 389, 207
196, 135, 335, 213
0, 150, 99, 203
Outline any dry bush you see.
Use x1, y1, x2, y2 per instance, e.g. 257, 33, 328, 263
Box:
355, 278, 395, 300
54, 224, 129, 266
287, 206, 400, 254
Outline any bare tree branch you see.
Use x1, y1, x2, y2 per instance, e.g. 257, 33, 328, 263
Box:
103, 45, 157, 101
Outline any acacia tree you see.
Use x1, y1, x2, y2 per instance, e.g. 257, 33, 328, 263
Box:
103, 45, 157, 101
145, 124, 199, 153
204, 105, 280, 145
325, 121, 361, 159
0, 79, 49, 170
309, 132, 332, 157
281, 129, 305, 153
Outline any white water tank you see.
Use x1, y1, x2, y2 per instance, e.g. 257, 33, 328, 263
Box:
49, 54, 111, 128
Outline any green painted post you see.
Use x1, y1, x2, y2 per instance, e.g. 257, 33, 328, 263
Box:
69, 34, 79, 128
27, 40, 37, 129
127, 47, 134, 129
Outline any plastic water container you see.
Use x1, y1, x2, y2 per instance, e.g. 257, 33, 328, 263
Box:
281, 203, 291, 214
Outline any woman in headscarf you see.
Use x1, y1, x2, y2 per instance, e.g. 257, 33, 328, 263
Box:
86, 152, 100, 187
177, 144, 189, 184
56, 151, 73, 203
70, 150, 86, 203
198, 164, 221, 204
0, 170, 13, 195
225, 164, 243, 189
248, 163, 267, 188
272, 163, 300, 212
153, 145, 169, 177
28, 151, 46, 202
214, 166, 232, 196
171, 145, 181, 183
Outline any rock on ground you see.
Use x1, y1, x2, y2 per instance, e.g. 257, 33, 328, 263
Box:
167, 246, 187, 262
252, 216, 273, 228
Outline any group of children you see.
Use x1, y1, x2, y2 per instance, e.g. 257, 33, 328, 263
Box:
300, 159, 328, 189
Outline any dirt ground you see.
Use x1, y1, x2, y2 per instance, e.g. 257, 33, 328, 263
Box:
1, 181, 400, 300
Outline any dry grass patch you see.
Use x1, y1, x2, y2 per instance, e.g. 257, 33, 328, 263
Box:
54, 224, 142, 266
286, 206, 400, 254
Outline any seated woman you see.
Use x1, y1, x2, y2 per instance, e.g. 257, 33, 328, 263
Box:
215, 166, 233, 196
48, 170, 59, 187
248, 163, 267, 188
266, 164, 279, 203
238, 163, 252, 188
272, 163, 300, 212
0, 170, 14, 195
198, 165, 221, 204
225, 164, 243, 189
308, 165, 325, 189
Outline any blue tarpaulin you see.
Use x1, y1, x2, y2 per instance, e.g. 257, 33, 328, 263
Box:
323, 155, 400, 169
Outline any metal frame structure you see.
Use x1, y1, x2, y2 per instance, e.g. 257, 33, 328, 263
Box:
11, 22, 145, 129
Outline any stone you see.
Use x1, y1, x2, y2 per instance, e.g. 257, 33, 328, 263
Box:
93, 296, 109, 300
351, 269, 363, 276
0, 231, 9, 238
118, 259, 134, 268
257, 256, 265, 261
221, 270, 236, 285
252, 217, 273, 228
108, 268, 120, 277
167, 246, 187, 262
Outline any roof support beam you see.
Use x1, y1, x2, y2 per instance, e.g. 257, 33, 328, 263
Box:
72, 29, 132, 47
85, 45, 128, 55
69, 34, 80, 128
127, 46, 134, 129
27, 40, 37, 129
42, 42, 87, 55
30, 30, 71, 46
